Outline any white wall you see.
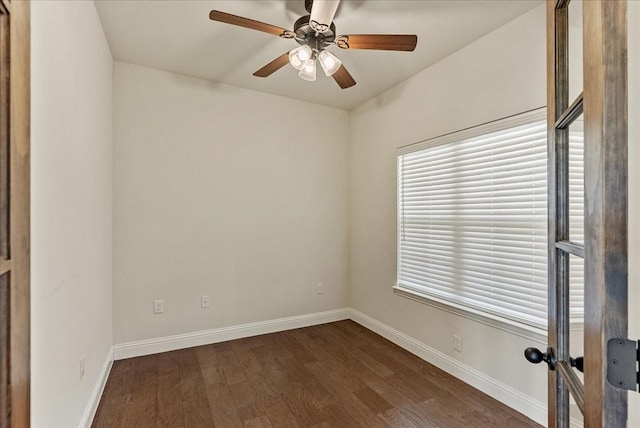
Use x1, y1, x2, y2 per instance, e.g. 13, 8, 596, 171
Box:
349, 3, 548, 413
31, 1, 114, 427
113, 62, 349, 344
27, 1, 638, 425
348, 3, 640, 424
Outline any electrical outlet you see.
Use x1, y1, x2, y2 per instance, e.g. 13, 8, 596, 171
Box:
80, 354, 85, 378
153, 299, 164, 314
201, 295, 210, 308
453, 335, 462, 353
316, 283, 324, 294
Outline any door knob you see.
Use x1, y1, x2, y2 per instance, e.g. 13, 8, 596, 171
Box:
570, 356, 584, 373
524, 347, 556, 370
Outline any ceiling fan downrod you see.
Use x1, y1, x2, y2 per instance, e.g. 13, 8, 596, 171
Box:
304, 0, 314, 14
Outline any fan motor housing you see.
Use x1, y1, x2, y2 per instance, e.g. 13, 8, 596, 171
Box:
293, 15, 336, 49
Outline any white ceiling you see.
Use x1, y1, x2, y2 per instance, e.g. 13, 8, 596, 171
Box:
95, 0, 541, 110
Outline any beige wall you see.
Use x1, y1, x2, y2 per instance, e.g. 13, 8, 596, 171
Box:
113, 62, 350, 344
349, 4, 547, 414
349, 3, 639, 424
30, 1, 114, 426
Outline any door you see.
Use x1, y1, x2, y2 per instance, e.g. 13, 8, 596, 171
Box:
0, 0, 30, 426
544, 0, 628, 427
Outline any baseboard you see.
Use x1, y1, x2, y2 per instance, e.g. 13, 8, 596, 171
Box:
348, 308, 549, 426
108, 307, 581, 426
113, 308, 350, 360
79, 346, 114, 428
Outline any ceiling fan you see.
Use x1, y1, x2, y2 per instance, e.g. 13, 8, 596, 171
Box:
209, 0, 417, 89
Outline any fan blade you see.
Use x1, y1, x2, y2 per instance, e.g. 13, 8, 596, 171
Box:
253, 53, 291, 78
332, 64, 356, 89
335, 34, 417, 51
310, 0, 340, 33
209, 10, 294, 38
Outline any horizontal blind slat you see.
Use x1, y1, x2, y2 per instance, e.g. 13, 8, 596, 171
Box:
398, 111, 583, 328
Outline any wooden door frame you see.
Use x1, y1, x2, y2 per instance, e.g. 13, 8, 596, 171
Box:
547, 0, 628, 427
546, 2, 571, 426
1, 0, 30, 426
583, 1, 628, 426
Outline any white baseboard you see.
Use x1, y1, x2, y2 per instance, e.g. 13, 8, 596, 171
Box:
105, 307, 580, 427
113, 308, 351, 360
348, 309, 549, 426
79, 346, 114, 428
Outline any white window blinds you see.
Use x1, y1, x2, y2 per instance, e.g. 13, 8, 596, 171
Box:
568, 118, 584, 321
397, 109, 584, 330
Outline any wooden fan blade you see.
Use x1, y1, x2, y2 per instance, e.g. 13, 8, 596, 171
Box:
253, 53, 291, 78
209, 10, 294, 38
332, 64, 356, 89
335, 34, 417, 51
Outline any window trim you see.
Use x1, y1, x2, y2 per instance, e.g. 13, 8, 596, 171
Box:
398, 108, 547, 155
393, 285, 548, 343
395, 107, 567, 340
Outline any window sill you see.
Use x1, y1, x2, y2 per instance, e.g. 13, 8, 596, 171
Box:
393, 286, 550, 344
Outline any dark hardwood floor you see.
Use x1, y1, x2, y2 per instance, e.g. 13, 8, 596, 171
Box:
93, 320, 541, 427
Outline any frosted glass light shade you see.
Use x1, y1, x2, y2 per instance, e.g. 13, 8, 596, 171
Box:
289, 45, 313, 71
298, 59, 316, 81
318, 50, 342, 76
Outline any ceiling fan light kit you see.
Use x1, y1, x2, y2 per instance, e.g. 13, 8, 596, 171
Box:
318, 50, 341, 77
209, 0, 418, 89
289, 45, 313, 70
298, 58, 317, 81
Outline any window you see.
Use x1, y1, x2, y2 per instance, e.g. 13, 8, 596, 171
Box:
396, 109, 584, 330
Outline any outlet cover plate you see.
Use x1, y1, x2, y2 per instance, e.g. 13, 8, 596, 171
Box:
80, 354, 85, 378
201, 295, 210, 308
453, 335, 462, 353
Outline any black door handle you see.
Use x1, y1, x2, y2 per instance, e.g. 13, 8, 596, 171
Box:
570, 356, 584, 373
524, 347, 584, 373
524, 347, 556, 370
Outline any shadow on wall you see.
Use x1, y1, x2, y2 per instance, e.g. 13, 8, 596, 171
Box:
373, 77, 412, 111
191, 34, 284, 83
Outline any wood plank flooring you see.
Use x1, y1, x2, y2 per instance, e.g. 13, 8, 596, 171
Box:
93, 320, 541, 428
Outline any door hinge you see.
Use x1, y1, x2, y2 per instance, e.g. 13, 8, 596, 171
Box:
607, 338, 639, 392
